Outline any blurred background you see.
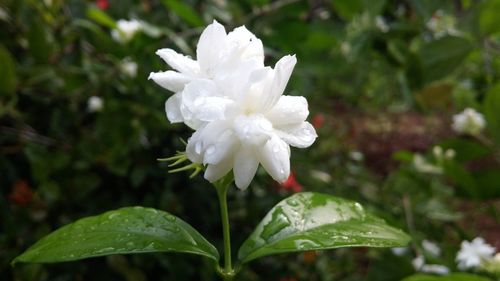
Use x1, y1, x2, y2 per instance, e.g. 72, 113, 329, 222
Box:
1, 0, 500, 280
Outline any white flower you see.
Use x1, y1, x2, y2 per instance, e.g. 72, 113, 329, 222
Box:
413, 255, 449, 275
112, 19, 142, 43
423, 240, 441, 257
150, 21, 317, 189
120, 58, 138, 78
452, 108, 486, 136
184, 55, 317, 189
413, 154, 443, 174
391, 247, 408, 256
456, 237, 496, 270
88, 96, 104, 112
426, 10, 460, 39
149, 20, 264, 129
421, 264, 450, 275
375, 16, 389, 33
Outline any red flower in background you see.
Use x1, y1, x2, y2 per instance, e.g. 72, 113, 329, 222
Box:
312, 113, 325, 129
96, 0, 109, 10
281, 172, 303, 192
9, 180, 34, 207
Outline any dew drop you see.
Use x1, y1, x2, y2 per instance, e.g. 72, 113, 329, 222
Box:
166, 215, 176, 222
195, 142, 202, 154
205, 145, 216, 155
286, 199, 299, 207
108, 212, 119, 219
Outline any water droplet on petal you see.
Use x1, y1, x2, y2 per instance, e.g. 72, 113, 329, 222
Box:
195, 142, 202, 154
206, 145, 216, 155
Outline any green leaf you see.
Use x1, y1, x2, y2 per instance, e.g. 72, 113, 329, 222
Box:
237, 192, 410, 264
419, 36, 473, 83
0, 45, 17, 96
439, 139, 491, 162
161, 0, 204, 27
13, 206, 219, 264
86, 7, 117, 29
479, 0, 500, 35
330, 0, 364, 19
402, 273, 493, 281
27, 21, 52, 64
483, 83, 500, 144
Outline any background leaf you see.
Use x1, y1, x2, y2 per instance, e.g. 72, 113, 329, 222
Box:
237, 192, 410, 264
0, 45, 17, 96
13, 206, 219, 264
483, 82, 500, 144
419, 36, 473, 83
86, 7, 117, 29
402, 273, 493, 281
161, 0, 204, 27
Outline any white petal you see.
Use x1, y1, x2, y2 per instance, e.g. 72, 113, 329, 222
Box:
204, 156, 233, 183
233, 114, 273, 146
226, 26, 264, 61
165, 93, 183, 123
148, 71, 192, 92
275, 122, 317, 148
265, 95, 309, 126
203, 129, 238, 165
196, 20, 227, 76
233, 148, 259, 190
180, 80, 233, 124
262, 55, 297, 111
259, 135, 290, 183
186, 120, 237, 165
155, 48, 200, 75
186, 129, 204, 163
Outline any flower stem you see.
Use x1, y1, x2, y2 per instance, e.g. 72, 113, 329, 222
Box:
215, 179, 234, 280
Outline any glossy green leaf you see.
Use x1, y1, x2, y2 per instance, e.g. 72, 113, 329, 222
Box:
483, 83, 500, 144
402, 273, 492, 281
0, 45, 17, 96
13, 206, 219, 264
237, 192, 411, 263
161, 0, 204, 27
419, 36, 472, 83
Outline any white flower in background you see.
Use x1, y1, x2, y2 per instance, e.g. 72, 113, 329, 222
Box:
149, 20, 265, 129
120, 58, 138, 78
150, 21, 317, 189
426, 10, 460, 39
375, 16, 389, 33
87, 96, 104, 112
423, 240, 442, 257
452, 108, 486, 136
413, 154, 443, 174
445, 149, 456, 160
112, 19, 142, 43
413, 255, 450, 275
456, 237, 496, 270
391, 247, 408, 256
311, 170, 332, 183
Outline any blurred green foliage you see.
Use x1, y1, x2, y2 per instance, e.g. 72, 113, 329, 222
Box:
1, 0, 500, 280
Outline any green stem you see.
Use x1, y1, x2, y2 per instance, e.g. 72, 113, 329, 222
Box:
215, 181, 234, 280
